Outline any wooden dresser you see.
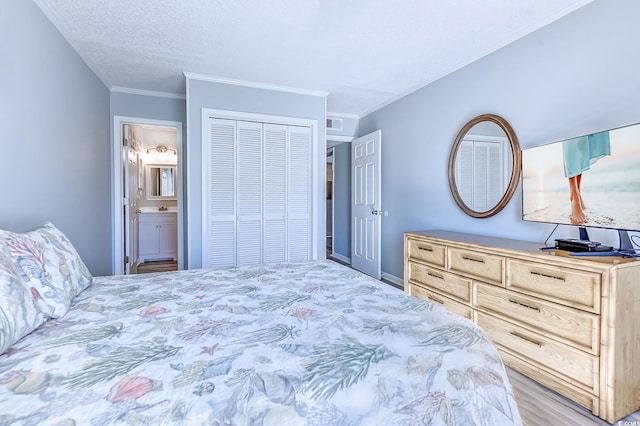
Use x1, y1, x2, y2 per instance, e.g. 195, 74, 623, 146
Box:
404, 230, 640, 423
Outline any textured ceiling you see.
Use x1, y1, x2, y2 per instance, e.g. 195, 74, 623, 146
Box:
34, 0, 593, 116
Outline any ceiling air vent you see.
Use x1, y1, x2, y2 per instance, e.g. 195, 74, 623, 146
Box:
326, 117, 343, 131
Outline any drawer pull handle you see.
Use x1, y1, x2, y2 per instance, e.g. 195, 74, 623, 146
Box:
427, 272, 444, 280
418, 246, 433, 252
530, 271, 566, 282
510, 331, 542, 347
508, 299, 540, 312
462, 256, 485, 264
427, 295, 445, 305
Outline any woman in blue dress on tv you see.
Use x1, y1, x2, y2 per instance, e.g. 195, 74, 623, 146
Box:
562, 131, 610, 224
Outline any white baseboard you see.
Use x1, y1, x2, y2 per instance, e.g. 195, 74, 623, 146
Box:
329, 252, 351, 264
382, 271, 404, 289
327, 254, 404, 289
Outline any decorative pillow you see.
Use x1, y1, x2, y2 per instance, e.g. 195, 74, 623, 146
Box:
0, 223, 93, 318
39, 222, 93, 295
0, 249, 47, 355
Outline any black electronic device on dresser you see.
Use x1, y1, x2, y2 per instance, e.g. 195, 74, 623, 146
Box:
554, 238, 613, 252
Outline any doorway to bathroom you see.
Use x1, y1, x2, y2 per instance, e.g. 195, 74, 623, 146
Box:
112, 116, 183, 275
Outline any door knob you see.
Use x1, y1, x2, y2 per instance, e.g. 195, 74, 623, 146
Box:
368, 205, 387, 216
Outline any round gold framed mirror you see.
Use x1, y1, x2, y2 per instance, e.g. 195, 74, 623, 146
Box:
448, 114, 521, 218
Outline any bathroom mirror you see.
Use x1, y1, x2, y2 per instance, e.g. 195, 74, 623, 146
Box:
146, 164, 177, 200
448, 114, 521, 218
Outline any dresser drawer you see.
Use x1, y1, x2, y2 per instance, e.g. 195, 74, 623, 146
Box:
411, 284, 473, 320
506, 260, 601, 313
473, 282, 599, 354
407, 238, 446, 268
477, 312, 599, 394
448, 248, 504, 286
408, 262, 471, 303
499, 350, 598, 415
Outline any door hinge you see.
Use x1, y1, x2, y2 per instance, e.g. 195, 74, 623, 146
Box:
123, 138, 128, 147
124, 255, 130, 264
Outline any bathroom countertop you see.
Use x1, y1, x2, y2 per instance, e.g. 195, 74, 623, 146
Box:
138, 207, 177, 213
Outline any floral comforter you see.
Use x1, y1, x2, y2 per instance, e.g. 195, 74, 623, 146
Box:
0, 261, 521, 425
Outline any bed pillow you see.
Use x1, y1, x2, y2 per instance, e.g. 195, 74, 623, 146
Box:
39, 222, 93, 296
0, 223, 93, 318
0, 249, 47, 355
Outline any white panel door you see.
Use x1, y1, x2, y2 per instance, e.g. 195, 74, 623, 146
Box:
131, 152, 139, 268
287, 125, 312, 262
263, 124, 288, 263
351, 130, 381, 279
236, 121, 263, 266
126, 149, 138, 274
205, 118, 237, 268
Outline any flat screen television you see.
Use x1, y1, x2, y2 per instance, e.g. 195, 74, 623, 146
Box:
521, 122, 640, 253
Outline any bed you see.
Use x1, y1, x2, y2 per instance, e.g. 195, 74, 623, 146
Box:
0, 224, 521, 425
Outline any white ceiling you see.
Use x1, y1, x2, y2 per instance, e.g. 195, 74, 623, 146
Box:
34, 0, 594, 116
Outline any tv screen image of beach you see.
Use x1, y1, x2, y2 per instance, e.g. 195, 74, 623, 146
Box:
522, 122, 640, 231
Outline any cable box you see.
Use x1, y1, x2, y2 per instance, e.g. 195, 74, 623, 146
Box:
554, 239, 613, 252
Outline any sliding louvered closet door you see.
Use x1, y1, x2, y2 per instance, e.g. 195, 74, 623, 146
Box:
287, 127, 312, 262
237, 121, 263, 266
263, 124, 287, 263
204, 117, 311, 268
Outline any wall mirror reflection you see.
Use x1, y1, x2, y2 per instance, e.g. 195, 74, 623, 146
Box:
448, 114, 521, 218
146, 164, 177, 200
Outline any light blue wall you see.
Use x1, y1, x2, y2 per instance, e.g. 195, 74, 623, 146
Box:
186, 78, 326, 268
327, 115, 359, 138
110, 92, 187, 125
359, 0, 640, 279
0, 0, 111, 275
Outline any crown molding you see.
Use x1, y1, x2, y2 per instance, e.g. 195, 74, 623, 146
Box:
184, 72, 328, 98
326, 135, 354, 143
327, 112, 360, 120
111, 86, 186, 100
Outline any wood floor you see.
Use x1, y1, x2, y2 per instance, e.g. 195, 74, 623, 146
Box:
508, 367, 640, 425
136, 260, 177, 274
